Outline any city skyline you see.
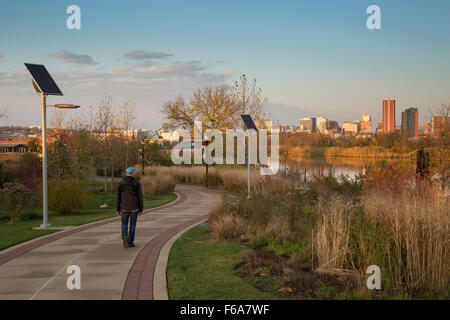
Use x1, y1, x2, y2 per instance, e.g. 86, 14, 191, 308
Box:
1, 1, 450, 129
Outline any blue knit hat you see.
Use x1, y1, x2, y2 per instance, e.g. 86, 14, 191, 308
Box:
125, 167, 136, 174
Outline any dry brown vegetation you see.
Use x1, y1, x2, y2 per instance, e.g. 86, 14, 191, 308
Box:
147, 164, 448, 297
139, 168, 176, 195
155, 163, 448, 297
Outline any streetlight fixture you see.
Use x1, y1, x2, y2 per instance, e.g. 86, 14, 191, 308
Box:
25, 63, 80, 229
47, 104, 80, 109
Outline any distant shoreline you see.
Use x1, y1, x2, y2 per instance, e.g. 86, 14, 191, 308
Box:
292, 146, 448, 161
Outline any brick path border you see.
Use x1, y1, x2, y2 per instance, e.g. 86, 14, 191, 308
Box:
0, 192, 187, 266
121, 213, 208, 300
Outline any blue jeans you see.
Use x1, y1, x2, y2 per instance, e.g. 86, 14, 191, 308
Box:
121, 211, 138, 245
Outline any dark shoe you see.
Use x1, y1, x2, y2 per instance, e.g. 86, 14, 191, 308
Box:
128, 243, 135, 248
123, 237, 129, 249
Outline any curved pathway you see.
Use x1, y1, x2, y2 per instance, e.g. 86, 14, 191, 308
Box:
0, 185, 220, 300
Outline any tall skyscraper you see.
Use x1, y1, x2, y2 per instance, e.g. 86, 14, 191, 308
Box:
382, 98, 396, 133
316, 117, 327, 133
360, 112, 372, 134
401, 107, 418, 137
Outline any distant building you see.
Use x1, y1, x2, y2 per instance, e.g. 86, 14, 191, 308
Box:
422, 121, 432, 135
360, 112, 372, 134
382, 98, 396, 133
401, 107, 419, 137
342, 121, 360, 136
276, 125, 286, 133
326, 120, 340, 133
377, 120, 383, 133
431, 116, 450, 135
276, 124, 296, 133
0, 139, 29, 153
299, 117, 317, 133
158, 128, 183, 144
122, 128, 152, 140
316, 117, 327, 133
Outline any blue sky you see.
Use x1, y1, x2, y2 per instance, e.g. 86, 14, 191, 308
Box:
1, 0, 449, 129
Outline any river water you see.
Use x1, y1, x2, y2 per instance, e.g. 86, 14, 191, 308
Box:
280, 157, 415, 181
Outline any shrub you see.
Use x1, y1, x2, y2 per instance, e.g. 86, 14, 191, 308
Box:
1, 153, 41, 187
0, 182, 32, 223
209, 201, 242, 240
48, 178, 92, 215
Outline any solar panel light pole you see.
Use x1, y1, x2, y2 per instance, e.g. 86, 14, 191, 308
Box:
25, 63, 80, 229
240, 115, 258, 200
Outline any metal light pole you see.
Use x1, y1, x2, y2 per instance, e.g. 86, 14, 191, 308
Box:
142, 141, 145, 176
247, 159, 251, 199
40, 94, 50, 228
240, 115, 258, 200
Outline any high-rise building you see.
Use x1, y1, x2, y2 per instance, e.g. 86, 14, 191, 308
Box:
360, 112, 372, 134
401, 107, 418, 137
316, 117, 327, 133
382, 98, 396, 133
431, 116, 450, 135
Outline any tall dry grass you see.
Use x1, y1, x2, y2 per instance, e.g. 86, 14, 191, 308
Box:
140, 168, 176, 195
312, 165, 449, 293
313, 196, 351, 274
362, 185, 449, 292
143, 165, 296, 195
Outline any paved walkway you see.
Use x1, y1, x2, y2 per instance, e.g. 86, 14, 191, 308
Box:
0, 185, 220, 300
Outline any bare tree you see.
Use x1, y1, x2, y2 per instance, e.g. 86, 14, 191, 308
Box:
95, 94, 115, 193
0, 108, 8, 120
50, 109, 67, 129
232, 74, 266, 125
117, 100, 137, 168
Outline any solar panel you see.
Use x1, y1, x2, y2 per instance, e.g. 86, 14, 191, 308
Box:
24, 63, 63, 96
240, 114, 258, 131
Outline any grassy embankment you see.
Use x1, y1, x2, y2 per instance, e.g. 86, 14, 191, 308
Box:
148, 165, 449, 300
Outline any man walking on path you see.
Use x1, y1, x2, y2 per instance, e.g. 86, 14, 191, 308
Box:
116, 167, 143, 248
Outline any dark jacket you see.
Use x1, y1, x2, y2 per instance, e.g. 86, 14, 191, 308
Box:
116, 176, 143, 212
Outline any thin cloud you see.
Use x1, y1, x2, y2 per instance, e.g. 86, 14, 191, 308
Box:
123, 50, 172, 60
50, 50, 98, 66
0, 53, 4, 63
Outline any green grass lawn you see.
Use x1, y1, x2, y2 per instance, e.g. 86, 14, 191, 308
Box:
0, 192, 177, 251
166, 226, 450, 300
166, 225, 277, 300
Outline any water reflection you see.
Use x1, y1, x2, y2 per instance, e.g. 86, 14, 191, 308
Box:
280, 157, 415, 181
